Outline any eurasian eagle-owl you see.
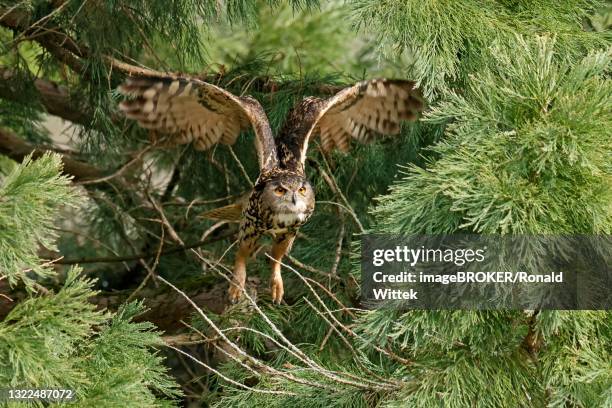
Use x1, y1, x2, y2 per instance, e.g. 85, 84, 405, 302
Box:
118, 76, 425, 304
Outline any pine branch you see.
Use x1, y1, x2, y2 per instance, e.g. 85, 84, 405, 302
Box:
0, 274, 262, 332
0, 152, 79, 287
0, 127, 104, 181
1, 6, 346, 95
0, 67, 93, 126
0, 5, 162, 75
54, 229, 236, 264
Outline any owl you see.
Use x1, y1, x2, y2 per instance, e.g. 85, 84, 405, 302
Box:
118, 76, 425, 304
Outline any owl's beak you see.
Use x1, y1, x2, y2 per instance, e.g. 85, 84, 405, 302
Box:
291, 193, 297, 205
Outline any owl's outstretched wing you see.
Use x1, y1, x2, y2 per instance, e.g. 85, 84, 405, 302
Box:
118, 76, 278, 171
278, 79, 425, 168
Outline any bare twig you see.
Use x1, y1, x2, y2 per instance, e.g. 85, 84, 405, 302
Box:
268, 254, 401, 389
319, 326, 335, 351
181, 320, 262, 379
316, 201, 363, 232
275, 256, 412, 367
304, 277, 356, 319
126, 225, 164, 303
163, 332, 211, 346
159, 275, 337, 391
54, 230, 234, 264
168, 345, 297, 396
313, 159, 364, 233
163, 195, 238, 207
227, 146, 254, 188
52, 226, 131, 271
76, 145, 152, 185
146, 191, 184, 245
330, 212, 345, 275
0, 127, 105, 181
188, 250, 386, 391
286, 254, 339, 281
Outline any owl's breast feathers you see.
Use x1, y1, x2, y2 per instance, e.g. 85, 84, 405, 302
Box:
268, 203, 314, 234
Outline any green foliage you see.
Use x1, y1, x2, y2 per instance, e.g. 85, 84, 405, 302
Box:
0, 267, 106, 390
0, 153, 77, 287
349, 20, 611, 408
0, 268, 181, 407
76, 301, 181, 407
214, 377, 374, 408
538, 311, 611, 407
373, 37, 611, 235
0, 152, 180, 405
207, 1, 378, 77
0, 0, 610, 407
352, 0, 609, 97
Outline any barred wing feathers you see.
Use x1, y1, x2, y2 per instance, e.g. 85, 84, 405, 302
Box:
118, 76, 278, 170
300, 79, 425, 162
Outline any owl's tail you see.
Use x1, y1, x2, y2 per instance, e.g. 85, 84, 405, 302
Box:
198, 203, 244, 222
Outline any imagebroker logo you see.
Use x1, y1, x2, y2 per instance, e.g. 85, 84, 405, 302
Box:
361, 234, 610, 310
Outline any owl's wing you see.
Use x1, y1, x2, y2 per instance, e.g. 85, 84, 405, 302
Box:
295, 79, 425, 164
118, 76, 278, 171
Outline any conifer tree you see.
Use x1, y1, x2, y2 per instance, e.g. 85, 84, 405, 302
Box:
0, 1, 609, 407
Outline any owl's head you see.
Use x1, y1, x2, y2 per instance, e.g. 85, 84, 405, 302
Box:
260, 175, 315, 216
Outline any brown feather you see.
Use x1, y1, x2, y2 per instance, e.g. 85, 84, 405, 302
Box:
199, 203, 244, 222
284, 79, 426, 164
118, 76, 278, 170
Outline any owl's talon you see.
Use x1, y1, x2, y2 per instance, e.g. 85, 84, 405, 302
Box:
270, 277, 284, 305
228, 283, 243, 303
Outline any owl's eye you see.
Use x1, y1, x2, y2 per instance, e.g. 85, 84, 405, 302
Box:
298, 186, 307, 195
274, 186, 286, 196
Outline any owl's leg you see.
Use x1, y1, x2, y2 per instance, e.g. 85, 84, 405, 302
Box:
228, 235, 259, 303
270, 234, 296, 304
